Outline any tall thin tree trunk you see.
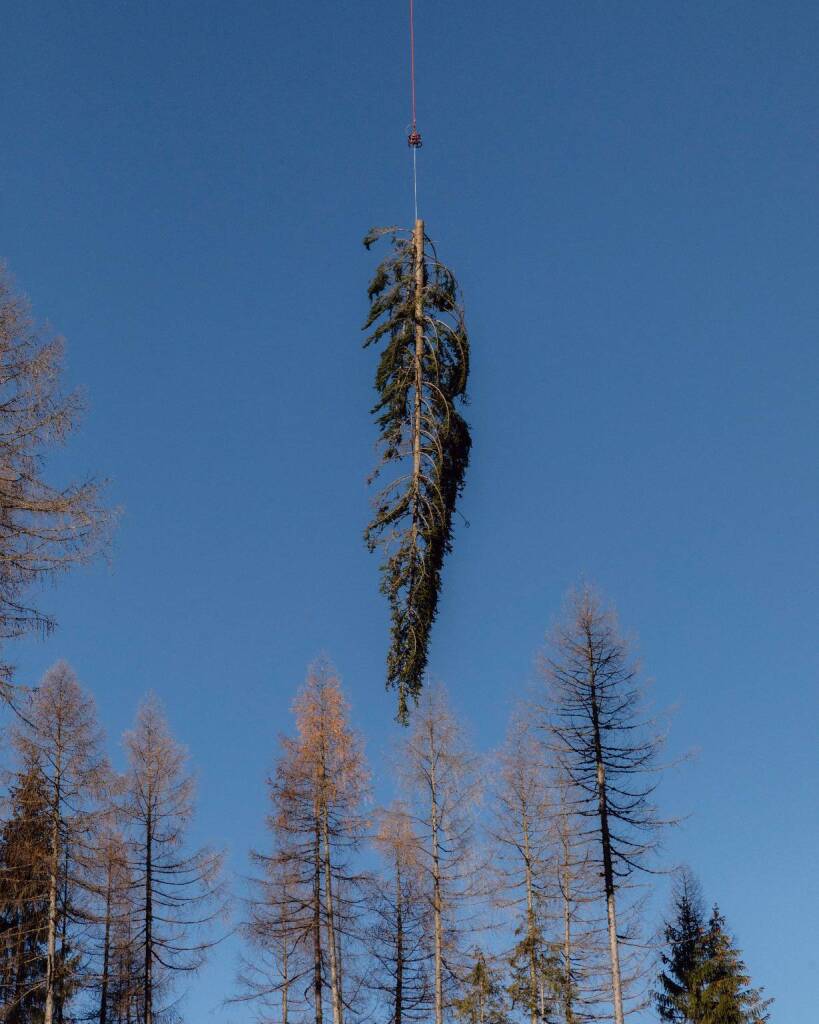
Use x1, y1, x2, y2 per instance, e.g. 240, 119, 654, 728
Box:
429, 725, 444, 1024
320, 784, 343, 1024
44, 755, 62, 1024
559, 797, 574, 1024
587, 640, 625, 1024
312, 819, 324, 1024
144, 800, 153, 1024
281, 926, 289, 1024
322, 819, 343, 1024
521, 811, 538, 1024
99, 867, 112, 1024
394, 859, 404, 1024
11, 910, 26, 1024
56, 851, 69, 1024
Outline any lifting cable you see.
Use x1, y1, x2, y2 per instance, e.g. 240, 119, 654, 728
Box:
407, 0, 423, 221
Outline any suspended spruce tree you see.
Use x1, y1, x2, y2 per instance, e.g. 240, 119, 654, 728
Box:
362, 220, 471, 723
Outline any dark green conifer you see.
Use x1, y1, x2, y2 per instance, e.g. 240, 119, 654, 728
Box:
362, 222, 471, 723
696, 907, 772, 1024
0, 755, 51, 1022
655, 871, 771, 1024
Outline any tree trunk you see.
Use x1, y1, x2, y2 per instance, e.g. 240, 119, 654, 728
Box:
44, 758, 61, 1024
11, 903, 27, 1024
587, 642, 625, 1024
56, 853, 69, 1024
312, 820, 324, 1024
321, 799, 343, 1024
521, 811, 538, 1024
429, 725, 444, 1024
281, 926, 289, 1024
99, 867, 112, 1024
144, 800, 153, 1024
394, 860, 404, 1024
559, 800, 574, 1024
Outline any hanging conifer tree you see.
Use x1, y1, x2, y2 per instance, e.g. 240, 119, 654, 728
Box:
363, 220, 471, 723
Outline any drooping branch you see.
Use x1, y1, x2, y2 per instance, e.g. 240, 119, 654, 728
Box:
362, 223, 471, 724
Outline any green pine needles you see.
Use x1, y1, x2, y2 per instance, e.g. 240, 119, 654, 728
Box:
362, 221, 471, 724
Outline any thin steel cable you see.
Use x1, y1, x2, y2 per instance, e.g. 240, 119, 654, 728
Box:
413, 145, 419, 222
409, 0, 418, 129
409, 0, 420, 221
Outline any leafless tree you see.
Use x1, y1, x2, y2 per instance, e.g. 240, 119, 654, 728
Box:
121, 694, 225, 1024
490, 711, 560, 1024
243, 661, 369, 1024
364, 802, 432, 1023
233, 848, 311, 1024
0, 268, 112, 691
541, 587, 667, 1024
399, 685, 481, 1024
12, 661, 106, 1024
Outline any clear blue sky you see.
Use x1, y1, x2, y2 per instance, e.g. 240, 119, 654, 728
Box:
2, 1, 817, 1020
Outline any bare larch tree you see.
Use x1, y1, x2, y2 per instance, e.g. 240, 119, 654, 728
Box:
365, 802, 432, 1023
491, 710, 564, 1024
234, 847, 311, 1024
399, 685, 481, 1024
12, 661, 106, 1024
0, 268, 111, 692
122, 694, 225, 1024
262, 661, 369, 1024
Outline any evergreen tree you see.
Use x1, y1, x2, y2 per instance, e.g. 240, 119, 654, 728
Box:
695, 907, 771, 1024
656, 870, 707, 1023
453, 949, 510, 1024
506, 924, 565, 1024
655, 872, 771, 1024
0, 755, 51, 1023
362, 222, 471, 722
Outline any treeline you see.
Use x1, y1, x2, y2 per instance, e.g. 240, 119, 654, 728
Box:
232, 590, 771, 1024
0, 665, 224, 1023
0, 592, 771, 1023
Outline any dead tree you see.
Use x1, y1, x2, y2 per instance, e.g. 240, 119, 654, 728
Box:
261, 661, 369, 1024
365, 802, 432, 1023
490, 711, 562, 1024
233, 847, 311, 1024
12, 661, 106, 1024
399, 685, 481, 1024
0, 268, 111, 690
542, 587, 667, 1024
121, 695, 225, 1024
362, 223, 471, 723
